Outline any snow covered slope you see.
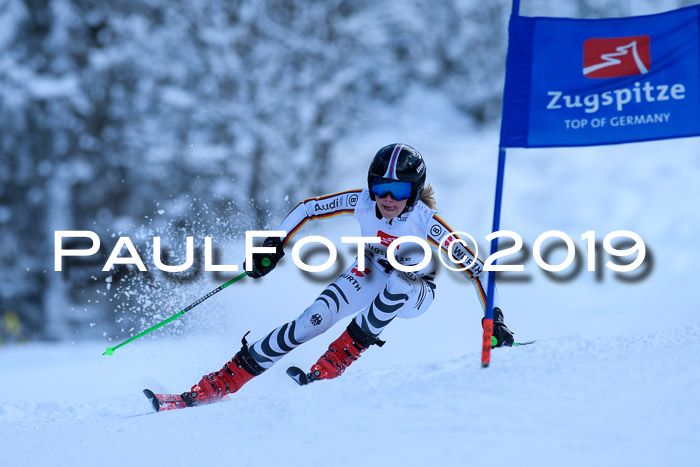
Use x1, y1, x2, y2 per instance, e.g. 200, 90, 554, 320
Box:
4, 9, 700, 462
1, 325, 698, 467
3, 87, 700, 467
3, 92, 700, 467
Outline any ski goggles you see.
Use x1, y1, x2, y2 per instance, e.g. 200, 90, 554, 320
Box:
370, 176, 412, 201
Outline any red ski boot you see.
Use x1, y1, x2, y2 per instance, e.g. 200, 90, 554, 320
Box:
181, 341, 266, 406
309, 320, 382, 381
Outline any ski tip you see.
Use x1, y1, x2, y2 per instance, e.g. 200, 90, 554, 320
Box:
143, 389, 160, 413
286, 366, 310, 386
512, 340, 536, 346
103, 347, 115, 356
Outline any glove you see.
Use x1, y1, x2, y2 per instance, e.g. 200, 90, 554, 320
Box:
245, 237, 285, 279
482, 307, 515, 347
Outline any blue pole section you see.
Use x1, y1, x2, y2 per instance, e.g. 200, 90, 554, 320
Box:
482, 0, 517, 367
484, 147, 507, 322
485, 0, 519, 315
481, 146, 507, 368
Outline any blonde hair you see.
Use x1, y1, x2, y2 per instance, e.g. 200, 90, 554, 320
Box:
420, 184, 437, 209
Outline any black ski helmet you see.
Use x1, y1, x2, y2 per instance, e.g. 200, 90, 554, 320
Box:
367, 143, 426, 208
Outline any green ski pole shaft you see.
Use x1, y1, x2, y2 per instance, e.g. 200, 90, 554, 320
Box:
103, 270, 249, 355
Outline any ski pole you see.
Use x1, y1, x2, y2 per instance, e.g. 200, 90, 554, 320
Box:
102, 267, 255, 356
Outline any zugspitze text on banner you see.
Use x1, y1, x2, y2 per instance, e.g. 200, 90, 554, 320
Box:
500, 5, 700, 148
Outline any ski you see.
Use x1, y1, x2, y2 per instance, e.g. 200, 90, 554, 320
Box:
143, 389, 189, 412
286, 366, 319, 386
143, 389, 232, 412
285, 339, 536, 388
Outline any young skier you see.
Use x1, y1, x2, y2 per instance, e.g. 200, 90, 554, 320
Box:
180, 143, 514, 406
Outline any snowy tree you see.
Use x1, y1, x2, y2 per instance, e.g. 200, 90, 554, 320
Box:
0, 0, 691, 341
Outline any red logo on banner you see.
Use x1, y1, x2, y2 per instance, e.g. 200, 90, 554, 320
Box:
376, 230, 399, 249
583, 36, 651, 78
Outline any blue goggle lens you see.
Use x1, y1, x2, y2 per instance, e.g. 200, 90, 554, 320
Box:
370, 177, 412, 201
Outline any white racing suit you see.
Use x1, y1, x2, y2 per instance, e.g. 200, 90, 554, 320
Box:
248, 188, 497, 368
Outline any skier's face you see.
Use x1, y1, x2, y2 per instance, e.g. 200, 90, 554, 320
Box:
376, 193, 407, 219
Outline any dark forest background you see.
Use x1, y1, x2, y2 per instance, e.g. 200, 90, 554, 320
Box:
1, 0, 693, 342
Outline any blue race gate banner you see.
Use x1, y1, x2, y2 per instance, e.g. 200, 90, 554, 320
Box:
500, 5, 700, 148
